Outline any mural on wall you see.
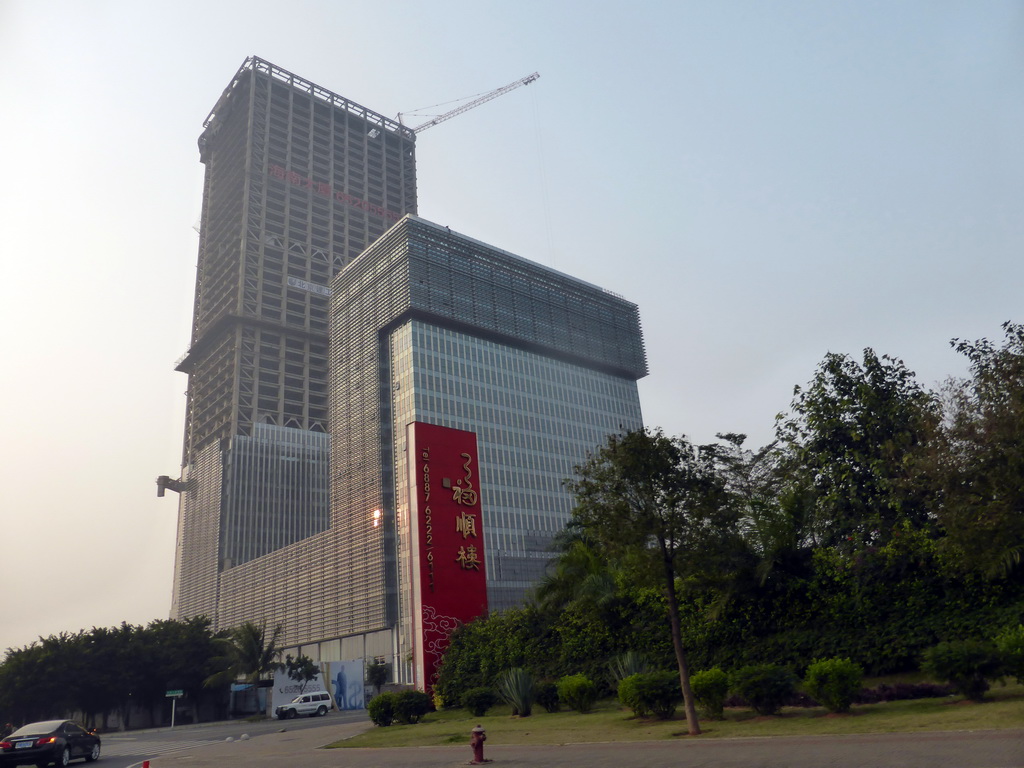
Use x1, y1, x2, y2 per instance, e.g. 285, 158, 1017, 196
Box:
328, 659, 366, 710
271, 659, 366, 710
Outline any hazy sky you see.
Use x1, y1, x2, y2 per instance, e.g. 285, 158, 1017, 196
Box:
1, 0, 1021, 654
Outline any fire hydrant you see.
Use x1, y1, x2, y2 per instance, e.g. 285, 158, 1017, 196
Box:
469, 724, 490, 764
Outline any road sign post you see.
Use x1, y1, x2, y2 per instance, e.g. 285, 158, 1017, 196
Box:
166, 690, 184, 728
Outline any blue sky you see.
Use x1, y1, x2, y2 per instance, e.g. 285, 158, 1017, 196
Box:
1, 0, 1021, 652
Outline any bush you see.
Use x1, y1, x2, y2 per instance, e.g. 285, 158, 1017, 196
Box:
803, 657, 863, 713
995, 625, 1024, 684
617, 673, 649, 718
922, 640, 1003, 701
557, 673, 599, 713
393, 689, 431, 724
497, 667, 534, 717
624, 670, 681, 719
690, 667, 729, 719
368, 692, 397, 726
461, 687, 499, 717
535, 681, 560, 713
731, 664, 798, 715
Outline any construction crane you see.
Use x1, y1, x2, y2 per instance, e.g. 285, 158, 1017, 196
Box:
399, 72, 540, 133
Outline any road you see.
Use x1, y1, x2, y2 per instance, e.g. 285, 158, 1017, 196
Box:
152, 726, 1023, 768
94, 715, 1024, 768
95, 710, 370, 768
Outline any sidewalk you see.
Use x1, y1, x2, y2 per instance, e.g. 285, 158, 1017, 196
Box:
149, 722, 1024, 768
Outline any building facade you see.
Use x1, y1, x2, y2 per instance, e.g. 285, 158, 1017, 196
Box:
170, 56, 417, 629
168, 59, 647, 678
328, 216, 646, 679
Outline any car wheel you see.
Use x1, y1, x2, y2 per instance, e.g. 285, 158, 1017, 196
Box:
85, 743, 100, 762
57, 748, 71, 767
288, 708, 297, 719
316, 705, 327, 716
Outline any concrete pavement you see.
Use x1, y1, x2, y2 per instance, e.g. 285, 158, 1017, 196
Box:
148, 721, 1024, 768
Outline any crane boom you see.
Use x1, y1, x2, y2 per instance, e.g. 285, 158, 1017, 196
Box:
404, 72, 540, 133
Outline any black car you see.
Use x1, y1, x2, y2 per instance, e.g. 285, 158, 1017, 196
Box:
0, 720, 100, 767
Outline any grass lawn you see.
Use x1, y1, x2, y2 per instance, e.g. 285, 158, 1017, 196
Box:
327, 680, 1024, 749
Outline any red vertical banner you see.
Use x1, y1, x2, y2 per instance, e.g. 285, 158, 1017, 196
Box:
407, 422, 488, 695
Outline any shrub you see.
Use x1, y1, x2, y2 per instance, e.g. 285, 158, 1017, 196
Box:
393, 689, 432, 724
619, 671, 683, 720
803, 657, 863, 713
731, 664, 798, 715
497, 667, 534, 717
535, 681, 560, 713
995, 625, 1024, 684
690, 667, 729, 719
609, 651, 651, 683
922, 640, 1003, 701
461, 687, 499, 717
637, 671, 682, 719
557, 673, 599, 713
367, 691, 397, 726
616, 673, 649, 718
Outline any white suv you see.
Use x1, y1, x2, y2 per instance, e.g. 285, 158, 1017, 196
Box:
275, 691, 332, 719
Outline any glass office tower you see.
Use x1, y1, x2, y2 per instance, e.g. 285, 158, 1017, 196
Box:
329, 216, 646, 677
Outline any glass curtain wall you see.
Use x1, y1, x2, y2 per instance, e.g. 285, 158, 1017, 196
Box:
389, 319, 643, 670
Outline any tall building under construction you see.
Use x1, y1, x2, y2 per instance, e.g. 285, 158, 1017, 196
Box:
167, 57, 646, 678
169, 56, 417, 628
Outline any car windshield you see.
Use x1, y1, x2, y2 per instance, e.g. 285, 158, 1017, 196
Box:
9, 721, 64, 737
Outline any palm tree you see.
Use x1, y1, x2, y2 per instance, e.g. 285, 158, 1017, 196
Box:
204, 620, 284, 713
532, 528, 618, 612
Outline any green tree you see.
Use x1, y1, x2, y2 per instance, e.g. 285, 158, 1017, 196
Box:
0, 619, 223, 729
434, 604, 561, 705
714, 434, 813, 593
566, 428, 736, 736
776, 349, 938, 549
205, 620, 284, 712
935, 322, 1024, 575
76, 624, 134, 729
141, 617, 222, 724
1, 635, 76, 723
532, 526, 618, 613
284, 654, 320, 694
365, 660, 389, 697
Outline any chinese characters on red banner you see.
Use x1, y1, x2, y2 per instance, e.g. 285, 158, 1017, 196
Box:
452, 453, 481, 570
421, 447, 435, 592
418, 449, 485, 586
408, 423, 488, 694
